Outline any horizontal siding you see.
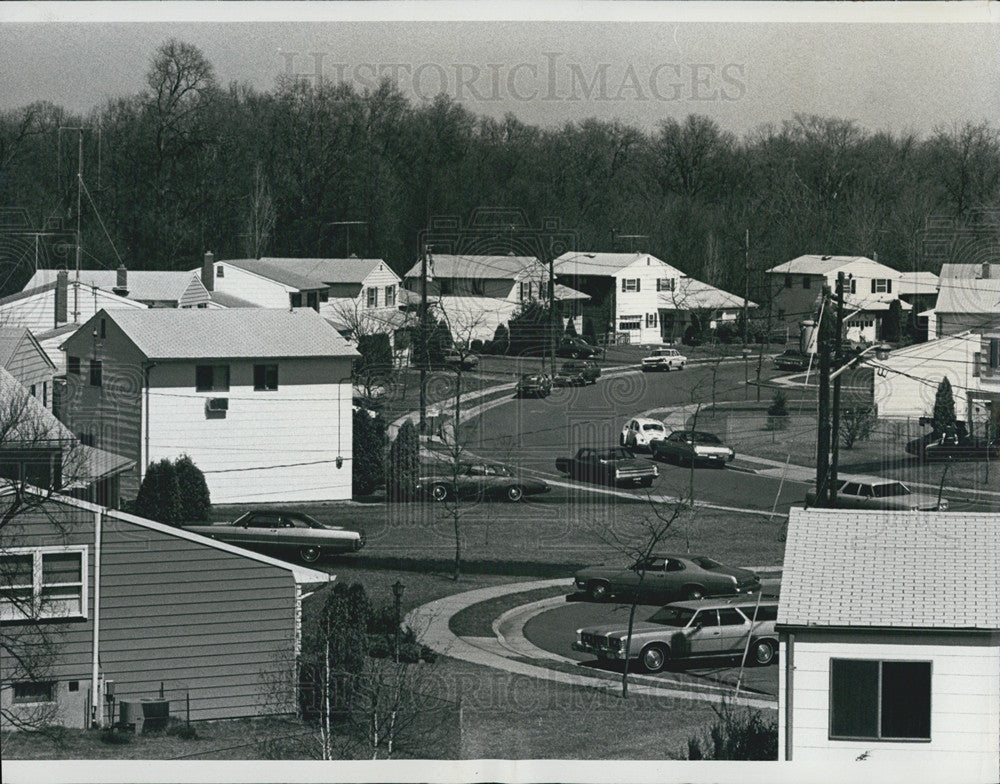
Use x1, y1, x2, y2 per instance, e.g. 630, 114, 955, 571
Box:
214, 265, 291, 308
179, 277, 210, 308
4, 337, 54, 394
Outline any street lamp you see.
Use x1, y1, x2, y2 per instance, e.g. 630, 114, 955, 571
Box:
828, 343, 892, 381
392, 580, 405, 663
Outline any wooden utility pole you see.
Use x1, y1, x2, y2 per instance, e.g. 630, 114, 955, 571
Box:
829, 272, 847, 506
815, 285, 833, 506
548, 239, 556, 376
419, 244, 430, 433
742, 229, 750, 348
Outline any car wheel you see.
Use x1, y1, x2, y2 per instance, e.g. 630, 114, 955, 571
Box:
641, 644, 669, 674
588, 581, 610, 601
750, 639, 776, 666
299, 546, 322, 564
683, 585, 705, 601
505, 485, 524, 502
430, 483, 450, 502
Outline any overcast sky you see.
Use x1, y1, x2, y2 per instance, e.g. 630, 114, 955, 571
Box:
0, 4, 997, 137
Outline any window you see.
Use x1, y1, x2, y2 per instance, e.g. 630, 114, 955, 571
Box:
367, 287, 378, 308
195, 365, 230, 392
0, 547, 87, 621
872, 279, 892, 294
290, 292, 302, 308
216, 265, 224, 278
42, 382, 47, 407
622, 278, 640, 292
830, 659, 931, 741
384, 285, 396, 306
850, 278, 857, 294
646, 313, 657, 328
988, 338, 1000, 369
254, 364, 278, 391
718, 608, 746, 626
78, 431, 95, 447
802, 276, 811, 289
784, 275, 793, 288
693, 610, 719, 627
657, 278, 676, 292
99, 318, 106, 339
439, 279, 453, 295
30, 384, 36, 397
67, 356, 80, 375
88, 360, 102, 388
619, 315, 641, 331
306, 291, 319, 311
13, 681, 56, 703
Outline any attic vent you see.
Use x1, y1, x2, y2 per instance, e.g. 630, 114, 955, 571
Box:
821, 255, 832, 260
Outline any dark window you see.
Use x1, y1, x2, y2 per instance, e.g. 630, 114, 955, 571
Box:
830, 659, 931, 741
78, 431, 95, 447
989, 338, 1000, 369
195, 365, 229, 392
307, 291, 319, 311
30, 384, 36, 397
802, 276, 811, 289
13, 681, 55, 703
42, 382, 47, 407
742, 604, 778, 622
99, 318, 106, 339
216, 266, 224, 277
439, 280, 453, 295
246, 513, 280, 528
88, 360, 102, 387
784, 275, 793, 288
69, 681, 79, 692
254, 364, 278, 391
718, 608, 746, 626
67, 356, 80, 375
290, 292, 302, 308
693, 610, 719, 627
665, 558, 685, 571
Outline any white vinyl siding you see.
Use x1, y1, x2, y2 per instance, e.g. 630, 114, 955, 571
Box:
209, 264, 297, 308
0, 285, 145, 332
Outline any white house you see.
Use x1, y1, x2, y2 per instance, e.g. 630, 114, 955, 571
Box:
767, 255, 911, 343
553, 251, 751, 345
778, 507, 1000, 783
873, 331, 1000, 436
58, 308, 358, 504
0, 270, 146, 333
928, 263, 1000, 339
27, 267, 211, 309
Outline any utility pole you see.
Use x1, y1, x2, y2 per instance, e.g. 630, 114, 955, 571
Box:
419, 244, 431, 433
815, 285, 833, 506
829, 272, 847, 506
742, 228, 750, 348
74, 129, 83, 323
548, 238, 556, 376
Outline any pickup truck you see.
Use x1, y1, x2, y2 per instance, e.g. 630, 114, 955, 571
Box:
555, 446, 658, 487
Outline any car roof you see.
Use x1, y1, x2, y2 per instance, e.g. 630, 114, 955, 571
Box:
664, 595, 780, 611
841, 475, 905, 486
235, 509, 312, 517
629, 416, 665, 426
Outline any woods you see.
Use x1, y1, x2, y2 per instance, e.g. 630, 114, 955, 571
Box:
1, 39, 998, 304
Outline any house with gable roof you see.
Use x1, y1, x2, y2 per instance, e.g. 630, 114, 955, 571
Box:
26, 267, 210, 309
927, 263, 1000, 339
0, 326, 56, 410
553, 251, 753, 345
58, 307, 358, 503
778, 507, 1000, 780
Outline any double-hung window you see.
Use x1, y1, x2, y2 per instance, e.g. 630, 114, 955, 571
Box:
830, 659, 931, 741
871, 279, 892, 294
384, 285, 396, 306
195, 365, 230, 392
88, 360, 102, 388
254, 364, 278, 391
0, 547, 88, 621
621, 278, 640, 293
367, 287, 378, 308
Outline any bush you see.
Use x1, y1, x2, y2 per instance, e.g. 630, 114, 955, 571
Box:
353, 409, 387, 496
386, 419, 420, 500
582, 315, 598, 346
356, 333, 393, 374
932, 377, 957, 438
838, 405, 877, 449
133, 459, 183, 525
685, 703, 777, 760
767, 390, 788, 417
716, 323, 737, 344
100, 726, 133, 745
174, 454, 211, 522
470, 338, 484, 353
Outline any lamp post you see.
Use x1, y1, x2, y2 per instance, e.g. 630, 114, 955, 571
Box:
392, 580, 405, 663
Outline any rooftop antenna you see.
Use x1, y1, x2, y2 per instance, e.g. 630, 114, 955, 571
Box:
614, 232, 649, 254
325, 220, 367, 257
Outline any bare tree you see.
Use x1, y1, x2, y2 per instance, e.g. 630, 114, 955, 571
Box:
241, 163, 276, 258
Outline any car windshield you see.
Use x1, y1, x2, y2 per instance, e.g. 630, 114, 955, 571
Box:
488, 465, 512, 477
643, 423, 665, 432
601, 448, 632, 460
691, 556, 723, 570
872, 482, 911, 498
647, 606, 696, 627
690, 432, 721, 444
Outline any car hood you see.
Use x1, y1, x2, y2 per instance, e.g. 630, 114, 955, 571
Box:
608, 457, 656, 469
894, 492, 945, 509
579, 620, 669, 638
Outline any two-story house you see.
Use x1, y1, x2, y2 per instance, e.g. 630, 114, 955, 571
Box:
767, 255, 911, 344
553, 252, 750, 345
58, 308, 359, 504
927, 263, 1000, 339
402, 254, 589, 344
26, 267, 211, 309
0, 326, 56, 410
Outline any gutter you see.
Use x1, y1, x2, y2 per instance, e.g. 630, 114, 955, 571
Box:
91, 509, 102, 727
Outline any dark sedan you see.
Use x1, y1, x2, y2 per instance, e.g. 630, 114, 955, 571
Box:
516, 372, 552, 397
574, 554, 761, 603
905, 433, 1000, 462
773, 349, 811, 372
553, 360, 601, 387
415, 462, 549, 502
651, 431, 735, 467
181, 510, 364, 564
556, 337, 597, 359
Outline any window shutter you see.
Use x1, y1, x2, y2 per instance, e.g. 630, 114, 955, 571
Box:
871, 279, 877, 293
621, 278, 626, 292
886, 280, 892, 293
636, 279, 641, 292
656, 279, 661, 292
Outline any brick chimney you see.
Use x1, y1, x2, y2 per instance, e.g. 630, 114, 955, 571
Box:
55, 269, 68, 326
202, 251, 215, 292
112, 264, 129, 297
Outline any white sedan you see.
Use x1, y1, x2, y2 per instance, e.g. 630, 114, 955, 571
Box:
620, 417, 668, 451
641, 348, 687, 371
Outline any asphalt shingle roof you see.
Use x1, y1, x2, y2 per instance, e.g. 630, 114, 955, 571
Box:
939, 263, 1000, 280
404, 254, 544, 280
766, 255, 875, 275
553, 252, 682, 277
658, 278, 757, 310
28, 269, 203, 304
779, 508, 1000, 631
208, 290, 261, 309
100, 308, 359, 360
934, 276, 1000, 315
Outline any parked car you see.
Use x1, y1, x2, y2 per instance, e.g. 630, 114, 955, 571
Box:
553, 359, 601, 386
772, 349, 811, 372
650, 430, 735, 467
641, 347, 687, 372
555, 446, 658, 487
415, 462, 549, 502
442, 350, 479, 371
556, 337, 597, 359
620, 417, 667, 451
905, 433, 1000, 462
573, 596, 780, 672
573, 554, 761, 604
516, 372, 552, 398
806, 476, 948, 511
181, 510, 364, 564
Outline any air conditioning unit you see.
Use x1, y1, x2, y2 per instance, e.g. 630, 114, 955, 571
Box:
206, 397, 229, 412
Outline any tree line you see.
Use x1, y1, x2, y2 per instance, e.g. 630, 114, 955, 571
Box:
2, 39, 998, 302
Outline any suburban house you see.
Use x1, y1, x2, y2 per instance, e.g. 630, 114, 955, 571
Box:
778, 507, 1000, 782
926, 263, 1000, 339
0, 367, 133, 507
26, 267, 211, 309
767, 255, 911, 344
58, 307, 359, 504
402, 253, 589, 344
552, 251, 752, 345
0, 269, 146, 334
0, 488, 331, 730
873, 331, 1000, 438
0, 326, 56, 410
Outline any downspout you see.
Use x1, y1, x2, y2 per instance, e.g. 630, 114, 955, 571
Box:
142, 362, 155, 487
91, 509, 103, 727
784, 632, 794, 761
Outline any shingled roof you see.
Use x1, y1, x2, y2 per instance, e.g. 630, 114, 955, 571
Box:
404, 254, 544, 281
779, 508, 1000, 631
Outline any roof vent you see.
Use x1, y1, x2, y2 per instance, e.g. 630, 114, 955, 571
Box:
349, 253, 358, 259
821, 255, 832, 261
